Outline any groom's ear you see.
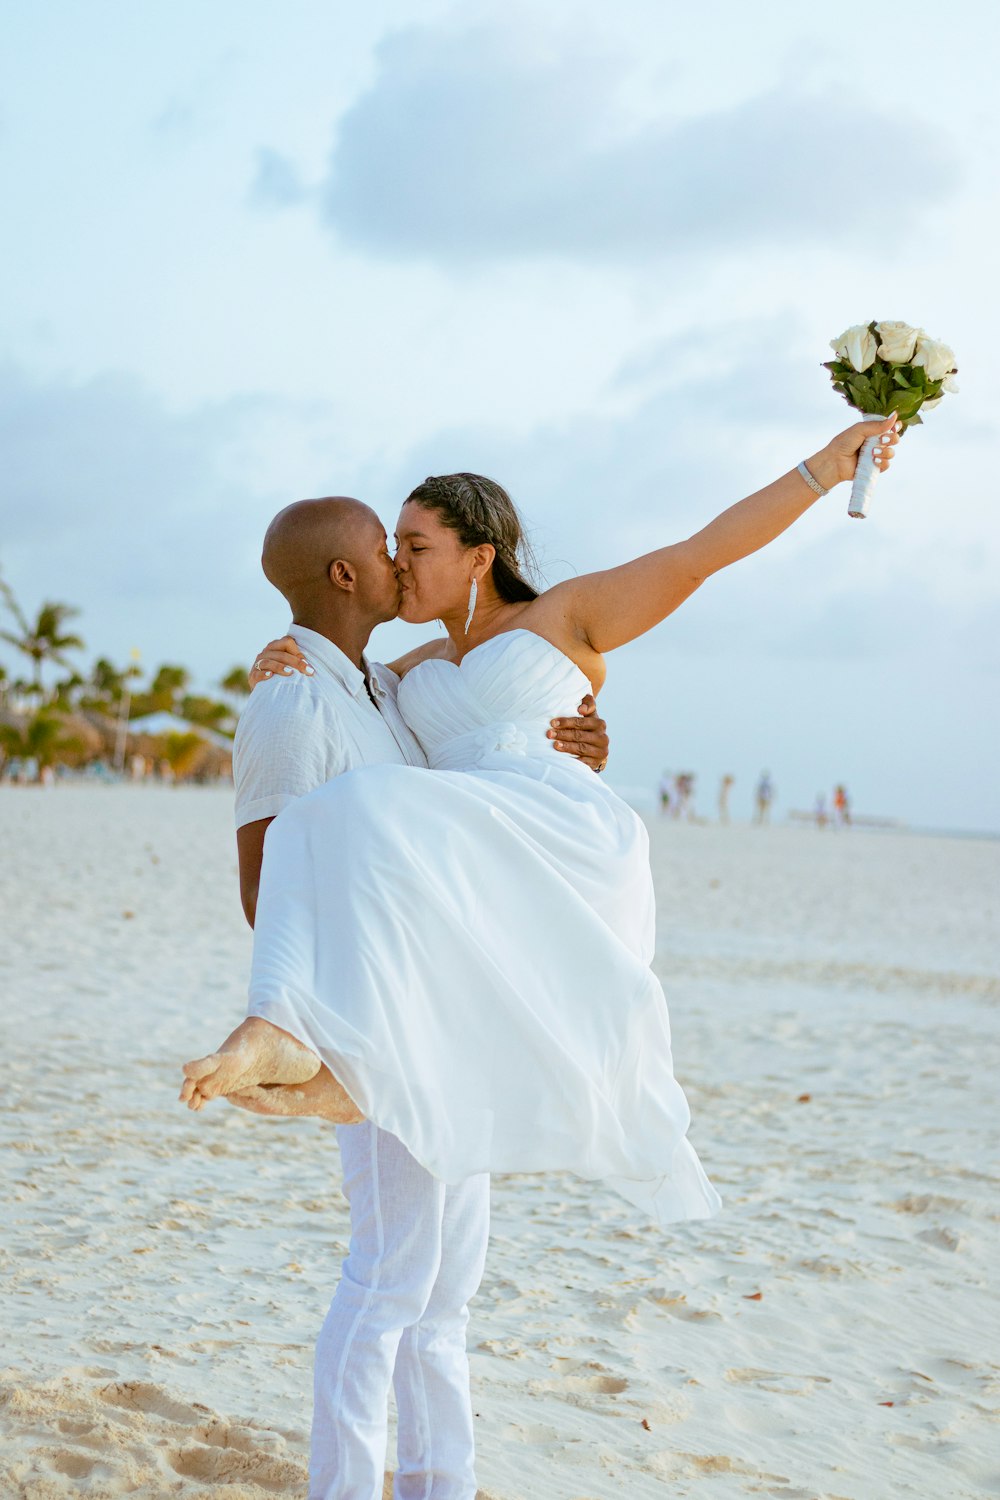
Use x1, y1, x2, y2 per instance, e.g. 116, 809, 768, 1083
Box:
329, 558, 357, 592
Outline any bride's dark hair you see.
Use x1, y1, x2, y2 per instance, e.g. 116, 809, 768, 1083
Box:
405, 473, 540, 603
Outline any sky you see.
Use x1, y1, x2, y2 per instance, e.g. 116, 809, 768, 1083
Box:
1, 0, 998, 831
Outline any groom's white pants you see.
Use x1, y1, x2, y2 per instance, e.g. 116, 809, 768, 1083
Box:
309, 1121, 490, 1500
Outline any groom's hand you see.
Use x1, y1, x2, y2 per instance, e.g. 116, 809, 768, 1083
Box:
548, 695, 609, 773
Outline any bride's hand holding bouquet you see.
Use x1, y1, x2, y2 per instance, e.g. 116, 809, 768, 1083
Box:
820, 320, 958, 517
805, 407, 903, 491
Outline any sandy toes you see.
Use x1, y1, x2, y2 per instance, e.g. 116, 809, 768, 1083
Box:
226, 1066, 364, 1124
179, 1016, 321, 1111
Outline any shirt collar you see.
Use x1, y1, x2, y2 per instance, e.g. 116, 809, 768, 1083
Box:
288, 623, 380, 702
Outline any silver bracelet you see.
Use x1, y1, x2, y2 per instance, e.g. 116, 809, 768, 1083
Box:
797, 460, 829, 497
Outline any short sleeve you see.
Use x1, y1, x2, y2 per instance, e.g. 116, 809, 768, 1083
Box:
232, 683, 344, 829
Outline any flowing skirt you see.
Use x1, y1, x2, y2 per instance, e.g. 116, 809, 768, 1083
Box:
249, 755, 721, 1226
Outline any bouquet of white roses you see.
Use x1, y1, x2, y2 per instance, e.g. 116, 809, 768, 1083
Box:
824, 321, 958, 517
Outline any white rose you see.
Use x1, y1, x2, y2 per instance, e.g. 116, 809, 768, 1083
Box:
875, 320, 923, 364
912, 335, 957, 382
942, 373, 959, 393
921, 396, 943, 410
830, 324, 877, 372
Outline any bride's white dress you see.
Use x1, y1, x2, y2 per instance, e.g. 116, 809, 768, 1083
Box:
249, 628, 721, 1225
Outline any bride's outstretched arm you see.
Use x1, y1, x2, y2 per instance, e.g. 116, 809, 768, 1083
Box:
555, 414, 899, 654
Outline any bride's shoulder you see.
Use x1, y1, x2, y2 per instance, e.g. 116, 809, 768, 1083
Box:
519, 595, 607, 693
385, 637, 455, 679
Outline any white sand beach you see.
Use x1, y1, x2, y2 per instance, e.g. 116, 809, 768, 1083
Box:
1, 785, 997, 1500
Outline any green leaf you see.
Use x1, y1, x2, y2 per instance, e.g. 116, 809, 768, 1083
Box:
872, 365, 894, 402
894, 402, 923, 423
892, 370, 912, 389
846, 375, 879, 413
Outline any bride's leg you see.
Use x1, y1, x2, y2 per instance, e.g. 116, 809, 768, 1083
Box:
179, 1016, 321, 1111
226, 1066, 364, 1124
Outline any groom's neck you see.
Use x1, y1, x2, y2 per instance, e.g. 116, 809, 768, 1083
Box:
291, 603, 375, 672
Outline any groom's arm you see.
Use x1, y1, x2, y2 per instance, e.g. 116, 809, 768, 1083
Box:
236, 819, 273, 927
232, 684, 346, 926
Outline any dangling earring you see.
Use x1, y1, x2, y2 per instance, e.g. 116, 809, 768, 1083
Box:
464, 577, 478, 635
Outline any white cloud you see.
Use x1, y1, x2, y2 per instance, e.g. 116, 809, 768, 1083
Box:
314, 22, 960, 264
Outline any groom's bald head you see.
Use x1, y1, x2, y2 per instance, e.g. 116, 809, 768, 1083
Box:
262, 497, 387, 613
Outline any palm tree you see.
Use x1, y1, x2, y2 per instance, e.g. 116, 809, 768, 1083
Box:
83, 656, 144, 712
161, 731, 206, 780
180, 694, 235, 734
52, 670, 85, 711
89, 657, 128, 705
130, 664, 191, 720
0, 575, 85, 697
220, 666, 251, 699
0, 711, 84, 779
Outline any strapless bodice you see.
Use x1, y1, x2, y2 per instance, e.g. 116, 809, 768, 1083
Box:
397, 628, 593, 772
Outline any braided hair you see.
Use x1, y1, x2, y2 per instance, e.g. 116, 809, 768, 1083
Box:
405, 473, 539, 603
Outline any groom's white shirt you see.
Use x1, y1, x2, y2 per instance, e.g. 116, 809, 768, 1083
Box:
233, 623, 427, 829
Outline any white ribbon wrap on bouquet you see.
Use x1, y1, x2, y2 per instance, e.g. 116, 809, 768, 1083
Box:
848, 415, 889, 519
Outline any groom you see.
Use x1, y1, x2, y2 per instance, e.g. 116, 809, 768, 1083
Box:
225, 496, 609, 1500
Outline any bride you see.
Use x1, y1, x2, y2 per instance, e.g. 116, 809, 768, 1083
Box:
181, 411, 899, 1223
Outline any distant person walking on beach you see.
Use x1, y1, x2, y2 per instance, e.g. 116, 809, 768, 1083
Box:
834, 784, 851, 826
754, 770, 774, 825
718, 774, 734, 824
658, 770, 672, 815
672, 771, 695, 820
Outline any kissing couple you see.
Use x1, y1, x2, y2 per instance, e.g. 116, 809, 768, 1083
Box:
179, 413, 899, 1499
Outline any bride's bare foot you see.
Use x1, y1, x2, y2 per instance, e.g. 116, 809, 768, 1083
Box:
179, 1017, 321, 1112
226, 1065, 363, 1124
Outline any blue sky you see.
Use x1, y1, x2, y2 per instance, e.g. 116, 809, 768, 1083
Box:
2, 0, 997, 830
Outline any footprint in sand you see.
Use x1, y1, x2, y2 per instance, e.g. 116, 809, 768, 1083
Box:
49, 1448, 99, 1478
98, 1379, 206, 1423
558, 1373, 628, 1395
647, 1290, 722, 1321
0, 1370, 309, 1498
725, 1367, 831, 1397
538, 1358, 629, 1401
916, 1226, 965, 1251
501, 1420, 565, 1447
169, 1440, 303, 1487
889, 1192, 966, 1215
649, 1448, 793, 1486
